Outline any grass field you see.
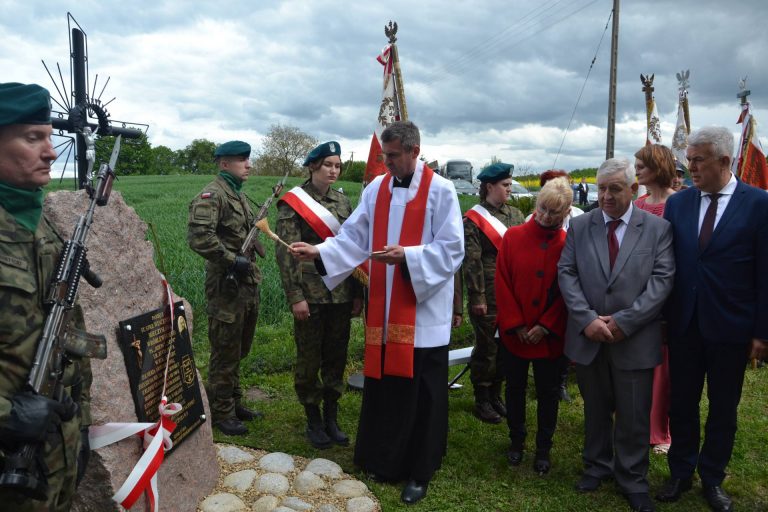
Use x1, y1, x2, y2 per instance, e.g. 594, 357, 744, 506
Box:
51, 175, 768, 511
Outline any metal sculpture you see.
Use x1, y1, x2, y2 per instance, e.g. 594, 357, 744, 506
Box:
43, 13, 148, 189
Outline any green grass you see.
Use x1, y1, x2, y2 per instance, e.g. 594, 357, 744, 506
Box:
49, 176, 768, 511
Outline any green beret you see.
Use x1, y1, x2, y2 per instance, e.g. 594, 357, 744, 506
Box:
303, 141, 341, 167
477, 162, 514, 183
0, 82, 52, 127
214, 140, 251, 158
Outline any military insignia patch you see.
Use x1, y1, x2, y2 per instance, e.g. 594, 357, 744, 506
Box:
329, 142, 336, 152
201, 192, 212, 199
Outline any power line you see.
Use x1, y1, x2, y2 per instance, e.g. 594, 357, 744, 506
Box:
552, 7, 613, 169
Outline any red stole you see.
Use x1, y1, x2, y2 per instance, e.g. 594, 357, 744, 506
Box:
364, 167, 434, 379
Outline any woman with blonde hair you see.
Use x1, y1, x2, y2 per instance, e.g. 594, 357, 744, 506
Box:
495, 177, 572, 475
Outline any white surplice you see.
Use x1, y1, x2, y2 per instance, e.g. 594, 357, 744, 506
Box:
317, 161, 464, 348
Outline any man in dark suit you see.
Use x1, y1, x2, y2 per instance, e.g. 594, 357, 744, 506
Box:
657, 126, 768, 512
559, 157, 675, 512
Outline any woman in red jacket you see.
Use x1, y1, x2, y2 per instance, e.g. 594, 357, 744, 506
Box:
496, 177, 573, 476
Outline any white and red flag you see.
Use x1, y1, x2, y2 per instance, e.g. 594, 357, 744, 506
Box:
646, 98, 662, 146
671, 102, 689, 165
734, 102, 768, 190
365, 44, 402, 184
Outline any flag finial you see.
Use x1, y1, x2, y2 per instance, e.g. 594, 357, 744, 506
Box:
385, 20, 398, 44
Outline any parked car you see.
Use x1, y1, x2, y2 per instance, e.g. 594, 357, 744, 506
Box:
586, 183, 598, 203
510, 179, 534, 199
452, 179, 479, 196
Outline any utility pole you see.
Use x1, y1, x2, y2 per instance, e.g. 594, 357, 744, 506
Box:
605, 0, 620, 160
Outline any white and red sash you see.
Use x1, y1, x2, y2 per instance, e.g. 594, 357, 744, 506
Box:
464, 204, 507, 251
278, 187, 341, 238
365, 167, 434, 379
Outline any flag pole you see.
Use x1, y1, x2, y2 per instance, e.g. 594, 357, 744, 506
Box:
641, 73, 655, 132
385, 21, 409, 122
677, 70, 691, 134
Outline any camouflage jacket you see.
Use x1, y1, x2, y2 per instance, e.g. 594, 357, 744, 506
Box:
463, 201, 524, 309
275, 182, 359, 305
187, 175, 262, 286
0, 206, 92, 474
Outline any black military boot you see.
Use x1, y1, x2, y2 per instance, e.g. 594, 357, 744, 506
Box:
489, 382, 507, 418
305, 405, 333, 449
323, 401, 350, 446
235, 403, 263, 421
473, 386, 502, 424
214, 418, 248, 436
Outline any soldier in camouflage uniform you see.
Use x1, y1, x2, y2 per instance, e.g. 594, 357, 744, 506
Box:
187, 140, 262, 436
463, 163, 524, 423
0, 82, 93, 511
275, 141, 362, 449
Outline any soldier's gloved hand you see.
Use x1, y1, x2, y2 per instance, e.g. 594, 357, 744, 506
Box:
76, 427, 91, 486
0, 391, 71, 443
232, 255, 251, 276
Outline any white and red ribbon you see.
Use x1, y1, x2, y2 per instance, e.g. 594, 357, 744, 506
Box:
88, 274, 181, 511
465, 205, 508, 251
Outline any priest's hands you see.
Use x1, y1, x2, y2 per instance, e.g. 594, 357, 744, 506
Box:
290, 242, 319, 261
370, 245, 405, 264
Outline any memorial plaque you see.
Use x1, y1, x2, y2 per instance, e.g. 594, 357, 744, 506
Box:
118, 301, 205, 452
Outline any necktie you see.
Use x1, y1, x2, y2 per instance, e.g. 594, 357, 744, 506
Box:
698, 193, 720, 251
607, 219, 621, 270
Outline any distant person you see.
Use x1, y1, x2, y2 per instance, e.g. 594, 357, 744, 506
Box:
634, 144, 677, 456
577, 177, 589, 206
671, 161, 689, 192
275, 141, 362, 449
0, 82, 93, 511
559, 157, 675, 512
290, 121, 464, 505
463, 162, 524, 424
187, 140, 262, 436
496, 177, 572, 476
657, 127, 768, 512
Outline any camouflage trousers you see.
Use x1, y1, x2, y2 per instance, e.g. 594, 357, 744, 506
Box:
0, 418, 82, 512
207, 290, 259, 423
293, 302, 353, 406
469, 312, 504, 392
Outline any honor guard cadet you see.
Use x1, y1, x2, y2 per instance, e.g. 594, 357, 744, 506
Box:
275, 141, 362, 449
0, 83, 93, 511
187, 140, 263, 436
463, 163, 524, 423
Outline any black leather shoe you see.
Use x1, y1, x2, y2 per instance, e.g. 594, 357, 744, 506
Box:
235, 404, 263, 421
702, 485, 733, 512
655, 477, 692, 502
490, 396, 507, 417
507, 449, 524, 466
474, 401, 502, 423
532, 453, 550, 475
214, 418, 248, 436
626, 492, 655, 512
574, 474, 610, 492
401, 479, 428, 504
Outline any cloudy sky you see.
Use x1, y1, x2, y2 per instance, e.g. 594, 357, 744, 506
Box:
2, 0, 766, 174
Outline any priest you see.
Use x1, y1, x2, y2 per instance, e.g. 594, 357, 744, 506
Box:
290, 120, 464, 504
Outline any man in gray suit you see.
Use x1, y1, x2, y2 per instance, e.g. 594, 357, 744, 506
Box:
558, 157, 675, 512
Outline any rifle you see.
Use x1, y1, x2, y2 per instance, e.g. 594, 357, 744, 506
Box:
0, 136, 118, 499
225, 169, 291, 283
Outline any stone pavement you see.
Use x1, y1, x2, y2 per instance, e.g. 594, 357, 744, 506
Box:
198, 444, 381, 512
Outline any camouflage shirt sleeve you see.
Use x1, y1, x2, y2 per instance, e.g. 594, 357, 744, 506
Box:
187, 190, 237, 266
463, 218, 486, 306
275, 203, 305, 305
